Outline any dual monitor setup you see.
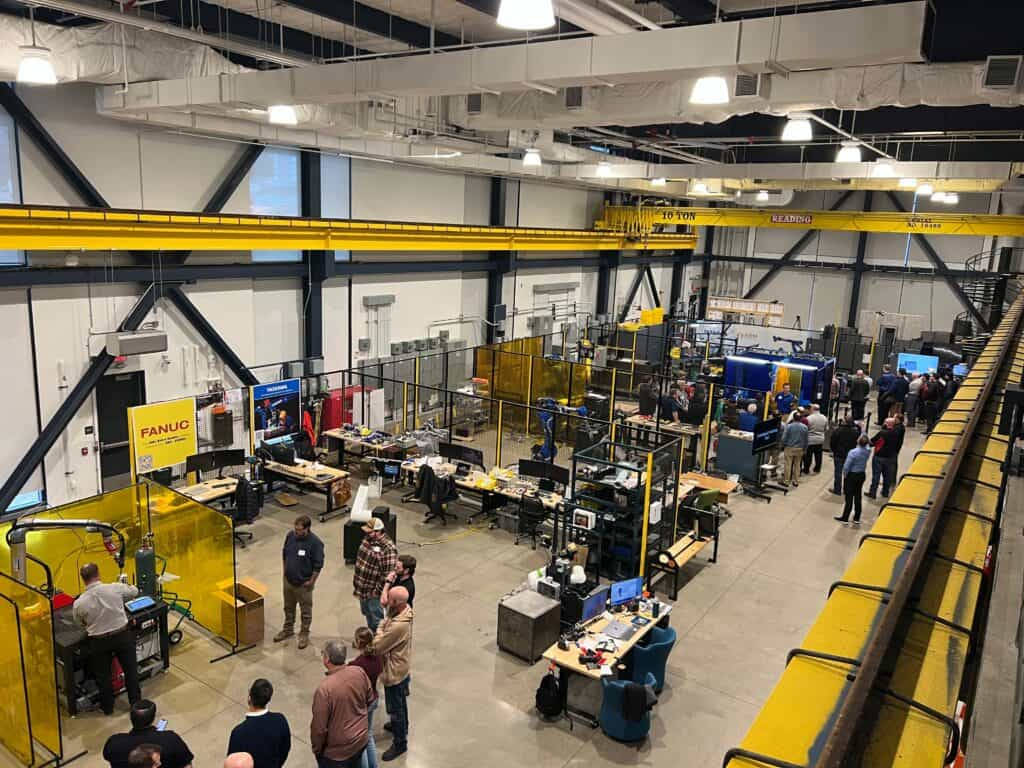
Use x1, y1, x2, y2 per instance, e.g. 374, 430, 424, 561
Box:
185, 448, 246, 479
518, 458, 570, 492
580, 576, 644, 624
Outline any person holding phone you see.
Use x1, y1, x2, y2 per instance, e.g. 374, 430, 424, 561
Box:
103, 700, 193, 768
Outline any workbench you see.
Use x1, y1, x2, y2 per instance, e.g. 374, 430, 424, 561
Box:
178, 477, 239, 505
541, 600, 672, 725
622, 413, 703, 470
321, 428, 409, 469
263, 459, 350, 522
678, 471, 738, 503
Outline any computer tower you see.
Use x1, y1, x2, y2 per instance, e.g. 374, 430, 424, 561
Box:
342, 506, 397, 563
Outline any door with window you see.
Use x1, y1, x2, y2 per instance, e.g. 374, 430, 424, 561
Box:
96, 371, 146, 491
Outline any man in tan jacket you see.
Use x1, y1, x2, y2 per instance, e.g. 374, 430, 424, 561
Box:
374, 586, 413, 762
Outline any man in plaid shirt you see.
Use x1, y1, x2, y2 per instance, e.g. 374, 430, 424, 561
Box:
353, 518, 398, 632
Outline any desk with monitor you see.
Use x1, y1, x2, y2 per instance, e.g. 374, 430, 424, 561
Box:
541, 576, 671, 725
262, 458, 350, 522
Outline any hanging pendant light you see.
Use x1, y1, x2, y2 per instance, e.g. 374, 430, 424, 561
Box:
835, 141, 862, 163
689, 76, 730, 105
781, 115, 812, 142
596, 161, 612, 178
497, 0, 556, 30
17, 7, 57, 85
522, 148, 542, 167
756, 190, 770, 202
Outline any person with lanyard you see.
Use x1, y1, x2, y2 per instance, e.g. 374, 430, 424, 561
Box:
72, 562, 141, 715
835, 435, 871, 525
274, 515, 325, 650
774, 382, 795, 418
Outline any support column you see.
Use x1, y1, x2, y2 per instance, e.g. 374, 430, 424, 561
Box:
698, 219, 715, 318
596, 251, 619, 318
301, 150, 330, 360
847, 190, 873, 328
669, 250, 692, 317
488, 177, 512, 342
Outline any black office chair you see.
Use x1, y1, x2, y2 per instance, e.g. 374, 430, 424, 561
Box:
515, 496, 547, 549
231, 477, 260, 547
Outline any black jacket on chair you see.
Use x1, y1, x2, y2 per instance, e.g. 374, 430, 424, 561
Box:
233, 477, 260, 523
414, 464, 458, 517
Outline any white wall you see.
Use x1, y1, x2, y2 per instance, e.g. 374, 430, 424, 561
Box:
0, 289, 43, 504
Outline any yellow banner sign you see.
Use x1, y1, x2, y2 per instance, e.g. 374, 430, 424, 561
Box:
129, 397, 197, 474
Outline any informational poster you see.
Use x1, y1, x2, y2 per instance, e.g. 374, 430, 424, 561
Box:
251, 379, 302, 444
129, 397, 198, 475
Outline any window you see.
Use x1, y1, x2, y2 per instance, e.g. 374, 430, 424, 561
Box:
249, 147, 301, 262
321, 154, 351, 261
0, 107, 24, 265
7, 489, 44, 514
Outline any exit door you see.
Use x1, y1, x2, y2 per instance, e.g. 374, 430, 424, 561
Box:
96, 371, 146, 492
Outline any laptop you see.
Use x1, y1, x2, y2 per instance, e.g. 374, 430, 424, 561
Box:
603, 620, 638, 642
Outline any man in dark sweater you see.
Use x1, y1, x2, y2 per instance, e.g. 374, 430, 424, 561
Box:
828, 416, 860, 495
888, 370, 910, 417
274, 515, 325, 650
866, 417, 900, 499
381, 555, 417, 609
227, 680, 291, 768
848, 370, 870, 421
103, 700, 194, 768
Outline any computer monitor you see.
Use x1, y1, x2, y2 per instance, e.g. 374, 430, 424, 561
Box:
581, 585, 610, 623
439, 441, 486, 470
953, 363, 969, 377
211, 449, 245, 476
751, 417, 781, 455
185, 452, 216, 476
518, 458, 549, 481
896, 352, 939, 374
547, 463, 570, 488
609, 576, 643, 607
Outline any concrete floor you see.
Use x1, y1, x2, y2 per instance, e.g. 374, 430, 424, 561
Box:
13, 424, 928, 768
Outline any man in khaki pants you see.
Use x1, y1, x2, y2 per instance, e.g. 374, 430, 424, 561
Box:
274, 515, 324, 650
779, 413, 809, 488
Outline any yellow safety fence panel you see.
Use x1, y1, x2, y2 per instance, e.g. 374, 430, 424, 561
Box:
144, 482, 238, 646
0, 587, 33, 765
727, 289, 1024, 768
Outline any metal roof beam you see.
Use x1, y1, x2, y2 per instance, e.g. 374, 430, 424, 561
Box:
277, 0, 461, 49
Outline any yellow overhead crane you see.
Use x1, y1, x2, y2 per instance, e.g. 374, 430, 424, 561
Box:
0, 204, 696, 252
598, 204, 1024, 238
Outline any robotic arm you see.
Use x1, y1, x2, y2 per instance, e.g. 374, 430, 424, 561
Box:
6, 519, 126, 586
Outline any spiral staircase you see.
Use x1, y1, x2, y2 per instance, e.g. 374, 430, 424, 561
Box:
953, 247, 1023, 362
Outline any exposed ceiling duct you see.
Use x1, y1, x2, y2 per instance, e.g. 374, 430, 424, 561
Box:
96, 3, 929, 113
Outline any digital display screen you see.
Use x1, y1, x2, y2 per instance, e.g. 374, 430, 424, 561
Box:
581, 586, 609, 623
897, 352, 939, 374
252, 379, 301, 442
610, 576, 643, 606
953, 363, 969, 377
125, 595, 156, 612
752, 417, 781, 454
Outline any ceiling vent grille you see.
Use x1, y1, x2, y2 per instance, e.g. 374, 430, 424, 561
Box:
565, 86, 584, 110
734, 72, 768, 99
466, 92, 483, 115
983, 56, 1022, 89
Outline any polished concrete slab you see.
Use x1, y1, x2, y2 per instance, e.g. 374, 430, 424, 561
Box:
5, 425, 928, 768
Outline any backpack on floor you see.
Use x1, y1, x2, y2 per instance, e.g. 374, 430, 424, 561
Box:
535, 670, 562, 719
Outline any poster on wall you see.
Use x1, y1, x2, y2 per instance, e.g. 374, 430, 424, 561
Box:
251, 379, 302, 444
129, 397, 198, 476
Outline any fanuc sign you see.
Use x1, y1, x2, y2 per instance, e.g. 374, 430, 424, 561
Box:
129, 397, 197, 475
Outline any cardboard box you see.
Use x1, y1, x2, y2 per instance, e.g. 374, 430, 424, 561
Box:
215, 577, 267, 646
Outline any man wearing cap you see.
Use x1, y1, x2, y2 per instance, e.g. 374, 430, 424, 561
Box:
353, 518, 398, 633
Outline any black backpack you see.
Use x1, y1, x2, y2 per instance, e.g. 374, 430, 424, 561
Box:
535, 671, 562, 719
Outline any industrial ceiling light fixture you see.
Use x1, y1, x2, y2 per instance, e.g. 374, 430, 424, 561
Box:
781, 114, 813, 142
944, 192, 959, 205
689, 76, 730, 105
930, 191, 947, 203
691, 180, 709, 194
596, 161, 613, 178
268, 105, 298, 125
756, 190, 770, 202
522, 148, 542, 167
870, 159, 896, 178
497, 0, 556, 30
835, 141, 862, 163
916, 182, 934, 196
650, 177, 667, 187
898, 177, 918, 188
17, 6, 57, 85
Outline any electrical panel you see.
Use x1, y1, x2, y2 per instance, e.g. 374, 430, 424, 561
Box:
358, 338, 371, 352
428, 337, 441, 349
526, 315, 554, 335
414, 338, 428, 351
390, 342, 403, 356
438, 330, 450, 342
401, 341, 414, 353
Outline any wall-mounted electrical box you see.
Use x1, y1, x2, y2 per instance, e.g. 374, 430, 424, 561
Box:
428, 337, 441, 349
401, 341, 414, 353
390, 342, 403, 356
438, 330, 450, 342
358, 338, 371, 352
414, 338, 428, 351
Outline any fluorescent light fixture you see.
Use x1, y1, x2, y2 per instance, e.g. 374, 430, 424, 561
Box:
779, 362, 818, 371
410, 150, 463, 159
781, 116, 812, 142
596, 161, 612, 178
692, 180, 709, 194
689, 75, 729, 105
17, 46, 57, 85
898, 177, 918, 188
756, 190, 770, 202
930, 191, 947, 202
735, 190, 742, 198
871, 159, 896, 178
944, 192, 959, 205
589, 144, 612, 154
916, 182, 934, 196
497, 0, 556, 30
726, 356, 771, 366
650, 177, 667, 187
835, 141, 862, 163
522, 148, 542, 167
268, 104, 298, 125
